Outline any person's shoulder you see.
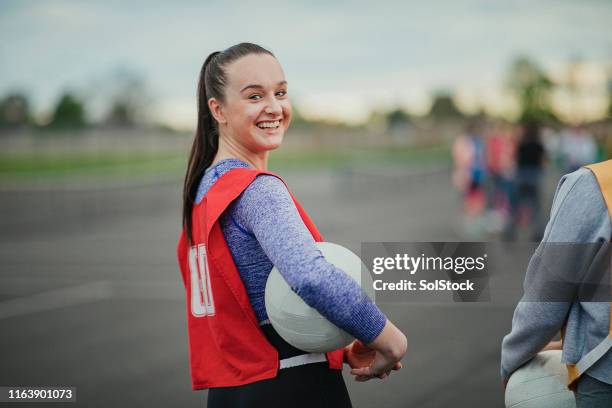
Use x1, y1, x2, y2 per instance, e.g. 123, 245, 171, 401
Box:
556, 167, 599, 199
545, 166, 610, 242
238, 173, 291, 208
248, 173, 289, 194
229, 173, 294, 230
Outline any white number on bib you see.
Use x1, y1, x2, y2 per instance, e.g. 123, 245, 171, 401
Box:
188, 244, 215, 317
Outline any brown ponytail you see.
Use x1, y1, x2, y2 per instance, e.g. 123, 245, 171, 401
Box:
182, 43, 274, 243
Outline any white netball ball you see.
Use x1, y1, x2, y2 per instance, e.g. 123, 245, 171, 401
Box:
505, 350, 576, 408
265, 242, 374, 353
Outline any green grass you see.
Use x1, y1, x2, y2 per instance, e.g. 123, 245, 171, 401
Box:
0, 145, 451, 185
0, 152, 187, 183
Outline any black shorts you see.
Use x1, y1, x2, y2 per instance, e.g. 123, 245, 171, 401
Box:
207, 324, 352, 408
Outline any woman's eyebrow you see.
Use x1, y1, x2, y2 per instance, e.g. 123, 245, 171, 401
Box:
240, 81, 287, 93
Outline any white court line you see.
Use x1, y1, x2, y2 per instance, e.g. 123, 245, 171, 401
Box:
0, 281, 113, 320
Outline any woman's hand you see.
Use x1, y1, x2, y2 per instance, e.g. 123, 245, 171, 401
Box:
349, 320, 406, 381
345, 340, 402, 376
344, 340, 376, 369
350, 350, 403, 381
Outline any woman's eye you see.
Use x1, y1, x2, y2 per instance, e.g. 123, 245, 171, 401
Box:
248, 94, 262, 100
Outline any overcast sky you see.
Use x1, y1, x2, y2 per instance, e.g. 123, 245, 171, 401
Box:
1, 0, 611, 127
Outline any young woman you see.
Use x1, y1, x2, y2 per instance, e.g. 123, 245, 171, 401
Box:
177, 43, 407, 408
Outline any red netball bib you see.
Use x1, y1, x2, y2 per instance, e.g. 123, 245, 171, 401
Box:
176, 168, 343, 389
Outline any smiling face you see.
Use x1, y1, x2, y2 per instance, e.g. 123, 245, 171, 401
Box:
210, 53, 291, 154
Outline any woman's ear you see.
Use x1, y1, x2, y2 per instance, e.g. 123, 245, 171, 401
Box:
208, 98, 226, 125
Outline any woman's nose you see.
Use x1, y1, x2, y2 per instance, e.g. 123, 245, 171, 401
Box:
264, 96, 282, 115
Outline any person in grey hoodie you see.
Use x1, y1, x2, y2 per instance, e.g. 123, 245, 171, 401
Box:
501, 166, 612, 406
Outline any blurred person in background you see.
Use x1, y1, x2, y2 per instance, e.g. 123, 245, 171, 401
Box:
560, 125, 598, 173
504, 121, 546, 241
452, 120, 487, 237
485, 121, 517, 233
177, 43, 406, 408
593, 129, 610, 163
541, 126, 564, 171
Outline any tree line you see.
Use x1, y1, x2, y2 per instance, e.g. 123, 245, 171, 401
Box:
1, 56, 610, 133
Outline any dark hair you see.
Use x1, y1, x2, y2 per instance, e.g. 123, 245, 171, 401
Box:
182, 43, 274, 243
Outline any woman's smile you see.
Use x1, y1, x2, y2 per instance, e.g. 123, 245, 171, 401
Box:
256, 119, 282, 133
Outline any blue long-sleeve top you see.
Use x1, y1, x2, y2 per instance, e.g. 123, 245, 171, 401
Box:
501, 167, 612, 384
195, 158, 386, 344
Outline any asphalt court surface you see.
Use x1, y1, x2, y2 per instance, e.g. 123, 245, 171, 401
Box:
0, 166, 544, 407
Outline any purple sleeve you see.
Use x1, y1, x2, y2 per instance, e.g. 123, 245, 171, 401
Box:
231, 174, 386, 344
